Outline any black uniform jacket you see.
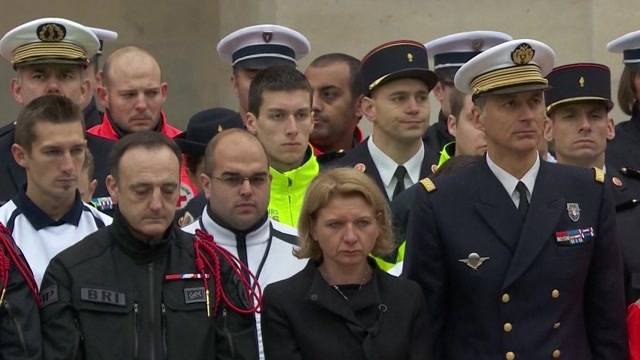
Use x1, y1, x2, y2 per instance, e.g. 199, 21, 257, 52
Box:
261, 259, 431, 360
606, 103, 640, 172
40, 211, 258, 360
0, 123, 113, 206
608, 168, 640, 304
404, 159, 628, 359
422, 110, 454, 158
328, 138, 438, 203
1, 254, 41, 360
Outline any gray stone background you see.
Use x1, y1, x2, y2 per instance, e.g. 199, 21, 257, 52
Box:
0, 0, 636, 130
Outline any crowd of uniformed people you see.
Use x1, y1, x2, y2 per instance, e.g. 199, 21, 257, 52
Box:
0, 15, 639, 360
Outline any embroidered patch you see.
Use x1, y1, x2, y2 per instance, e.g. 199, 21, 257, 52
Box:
184, 287, 206, 304
41, 285, 58, 307
80, 287, 126, 306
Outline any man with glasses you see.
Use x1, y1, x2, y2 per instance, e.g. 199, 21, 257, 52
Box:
183, 128, 306, 360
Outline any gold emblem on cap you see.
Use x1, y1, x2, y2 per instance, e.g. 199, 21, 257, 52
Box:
579, 76, 585, 88
407, 53, 414, 62
218, 124, 223, 132
510, 43, 535, 65
37, 23, 66, 42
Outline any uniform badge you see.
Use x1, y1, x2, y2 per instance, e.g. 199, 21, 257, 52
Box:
354, 163, 366, 173
407, 53, 414, 62
612, 176, 624, 187
566, 203, 580, 222
511, 43, 535, 65
37, 23, 66, 42
177, 211, 195, 227
184, 287, 206, 304
555, 227, 594, 245
218, 124, 223, 132
578, 76, 585, 88
459, 252, 490, 271
262, 31, 273, 43
430, 164, 438, 174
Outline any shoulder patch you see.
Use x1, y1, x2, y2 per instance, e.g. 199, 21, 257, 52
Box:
420, 178, 436, 192
40, 285, 59, 307
593, 167, 605, 184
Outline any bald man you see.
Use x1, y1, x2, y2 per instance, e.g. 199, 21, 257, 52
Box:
88, 46, 196, 207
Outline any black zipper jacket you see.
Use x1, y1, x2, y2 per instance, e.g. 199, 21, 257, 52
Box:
40, 210, 258, 360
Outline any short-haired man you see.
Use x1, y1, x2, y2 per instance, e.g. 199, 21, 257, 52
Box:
217, 24, 310, 125
331, 40, 440, 203
305, 53, 364, 162
0, 95, 112, 287
404, 40, 627, 358
422, 31, 512, 157
183, 129, 306, 359
544, 62, 640, 305
41, 131, 258, 359
246, 65, 319, 227
0, 17, 114, 206
88, 46, 197, 207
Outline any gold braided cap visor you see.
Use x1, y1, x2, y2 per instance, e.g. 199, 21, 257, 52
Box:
471, 64, 548, 96
12, 41, 88, 66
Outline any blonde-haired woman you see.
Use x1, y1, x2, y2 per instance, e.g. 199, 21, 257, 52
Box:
261, 168, 431, 360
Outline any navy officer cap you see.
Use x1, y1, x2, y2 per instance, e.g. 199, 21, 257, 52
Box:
174, 108, 244, 156
217, 24, 310, 70
608, 30, 640, 71
545, 63, 613, 115
361, 40, 437, 95
425, 31, 512, 84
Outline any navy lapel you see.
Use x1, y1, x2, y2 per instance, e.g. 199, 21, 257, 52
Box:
502, 161, 564, 288
358, 144, 390, 203
474, 161, 524, 252
419, 140, 438, 178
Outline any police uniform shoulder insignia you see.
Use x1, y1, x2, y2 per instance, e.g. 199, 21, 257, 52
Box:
420, 178, 436, 192
593, 167, 605, 183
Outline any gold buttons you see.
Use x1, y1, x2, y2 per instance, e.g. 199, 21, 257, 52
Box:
505, 351, 516, 360
503, 322, 513, 332
551, 289, 560, 299
553, 322, 561, 329
552, 349, 561, 358
502, 293, 511, 303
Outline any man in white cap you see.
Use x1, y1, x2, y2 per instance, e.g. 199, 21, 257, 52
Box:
0, 17, 114, 207
404, 39, 628, 359
423, 31, 512, 158
82, 26, 118, 128
217, 24, 310, 124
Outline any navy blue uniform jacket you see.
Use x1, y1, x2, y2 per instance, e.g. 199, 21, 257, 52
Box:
404, 159, 627, 359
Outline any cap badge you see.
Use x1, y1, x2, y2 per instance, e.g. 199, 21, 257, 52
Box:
510, 43, 535, 65
37, 23, 66, 42
218, 124, 223, 132
407, 53, 414, 62
459, 252, 490, 271
262, 31, 273, 43
579, 76, 585, 88
567, 203, 581, 222
472, 39, 484, 51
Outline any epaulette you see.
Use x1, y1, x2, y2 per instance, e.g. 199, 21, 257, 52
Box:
420, 178, 436, 192
593, 167, 605, 184
90, 196, 114, 211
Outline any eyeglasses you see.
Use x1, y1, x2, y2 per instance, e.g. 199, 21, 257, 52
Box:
212, 174, 270, 188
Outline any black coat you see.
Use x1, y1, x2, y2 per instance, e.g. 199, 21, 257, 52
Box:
261, 260, 431, 360
327, 138, 438, 204
422, 110, 454, 158
404, 159, 628, 359
606, 103, 640, 172
0, 123, 113, 206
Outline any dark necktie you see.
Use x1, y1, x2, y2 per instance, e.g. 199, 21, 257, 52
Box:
515, 181, 529, 219
392, 166, 407, 199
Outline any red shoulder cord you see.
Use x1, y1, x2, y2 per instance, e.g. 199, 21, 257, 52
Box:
193, 228, 262, 317
0, 223, 41, 307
